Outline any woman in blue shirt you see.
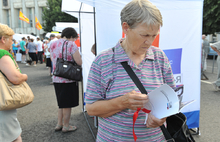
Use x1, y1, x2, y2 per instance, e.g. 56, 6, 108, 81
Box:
12, 39, 18, 59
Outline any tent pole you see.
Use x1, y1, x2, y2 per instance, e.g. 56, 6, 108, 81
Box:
93, 6, 99, 129
93, 7, 97, 55
78, 2, 85, 112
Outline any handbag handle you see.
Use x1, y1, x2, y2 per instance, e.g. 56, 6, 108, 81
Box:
61, 40, 77, 64
120, 61, 174, 142
61, 40, 68, 60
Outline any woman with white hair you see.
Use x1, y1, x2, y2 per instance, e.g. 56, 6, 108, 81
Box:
85, 0, 175, 141
0, 24, 28, 142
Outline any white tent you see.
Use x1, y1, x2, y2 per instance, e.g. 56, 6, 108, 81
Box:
45, 32, 61, 38
62, 0, 203, 130
52, 22, 79, 33
13, 33, 37, 42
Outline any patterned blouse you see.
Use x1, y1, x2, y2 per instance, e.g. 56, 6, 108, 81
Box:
50, 38, 78, 83
85, 39, 176, 142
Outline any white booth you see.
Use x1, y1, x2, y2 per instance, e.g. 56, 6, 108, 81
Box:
62, 0, 203, 130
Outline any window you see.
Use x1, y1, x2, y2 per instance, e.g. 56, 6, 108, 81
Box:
6, 10, 10, 27
18, 9, 21, 28
3, 0, 8, 7
29, 8, 33, 27
41, 8, 44, 25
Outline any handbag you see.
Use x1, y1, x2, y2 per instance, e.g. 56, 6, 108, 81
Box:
26, 53, 32, 64
161, 113, 195, 142
53, 40, 82, 81
120, 61, 195, 142
0, 64, 34, 111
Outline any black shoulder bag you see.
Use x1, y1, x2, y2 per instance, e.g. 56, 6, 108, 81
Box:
53, 40, 82, 81
120, 61, 195, 142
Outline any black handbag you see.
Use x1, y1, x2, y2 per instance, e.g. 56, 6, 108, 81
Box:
161, 113, 195, 142
53, 40, 82, 81
120, 61, 195, 142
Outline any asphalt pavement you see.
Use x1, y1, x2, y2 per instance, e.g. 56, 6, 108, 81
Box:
16, 58, 220, 142
17, 62, 97, 142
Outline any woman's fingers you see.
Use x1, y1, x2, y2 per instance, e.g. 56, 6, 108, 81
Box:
146, 113, 166, 128
122, 90, 149, 110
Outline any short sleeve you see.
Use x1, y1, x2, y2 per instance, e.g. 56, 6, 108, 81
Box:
163, 55, 176, 89
0, 49, 17, 70
154, 48, 176, 89
20, 41, 24, 46
70, 41, 78, 55
50, 41, 56, 52
0, 49, 13, 60
85, 58, 105, 104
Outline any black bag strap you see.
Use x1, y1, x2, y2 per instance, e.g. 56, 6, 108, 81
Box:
61, 40, 68, 60
120, 61, 174, 142
65, 41, 69, 60
160, 125, 174, 142
61, 40, 77, 64
120, 61, 148, 95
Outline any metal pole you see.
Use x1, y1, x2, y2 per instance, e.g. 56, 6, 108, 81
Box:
93, 6, 98, 128
93, 7, 97, 55
78, 3, 84, 112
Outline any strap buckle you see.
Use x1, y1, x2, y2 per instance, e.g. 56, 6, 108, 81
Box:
167, 138, 175, 142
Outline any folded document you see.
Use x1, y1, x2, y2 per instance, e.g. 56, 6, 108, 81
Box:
144, 84, 195, 123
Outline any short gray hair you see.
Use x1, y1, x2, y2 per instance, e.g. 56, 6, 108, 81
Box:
120, 0, 163, 29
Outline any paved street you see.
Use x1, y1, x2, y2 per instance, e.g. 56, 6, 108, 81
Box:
17, 58, 220, 142
17, 63, 97, 142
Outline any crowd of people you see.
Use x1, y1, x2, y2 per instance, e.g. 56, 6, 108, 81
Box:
9, 33, 62, 76
0, 22, 82, 141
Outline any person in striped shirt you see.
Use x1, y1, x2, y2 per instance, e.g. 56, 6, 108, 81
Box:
85, 0, 175, 141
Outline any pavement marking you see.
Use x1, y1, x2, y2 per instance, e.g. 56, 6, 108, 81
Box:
201, 80, 212, 84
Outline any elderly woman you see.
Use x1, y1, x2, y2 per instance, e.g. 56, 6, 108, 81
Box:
85, 0, 175, 141
0, 24, 28, 142
50, 27, 82, 133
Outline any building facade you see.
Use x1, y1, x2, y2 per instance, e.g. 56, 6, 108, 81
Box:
0, 0, 47, 37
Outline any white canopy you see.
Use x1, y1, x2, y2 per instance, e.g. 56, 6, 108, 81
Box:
52, 22, 79, 33
45, 32, 61, 38
13, 33, 37, 42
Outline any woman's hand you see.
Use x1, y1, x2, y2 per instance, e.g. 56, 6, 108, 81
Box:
146, 113, 166, 128
122, 90, 148, 110
86, 90, 148, 118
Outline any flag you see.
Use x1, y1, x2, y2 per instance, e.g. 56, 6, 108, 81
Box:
19, 11, 30, 24
35, 16, 42, 30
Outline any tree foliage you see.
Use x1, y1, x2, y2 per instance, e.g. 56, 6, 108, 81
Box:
42, 0, 78, 32
203, 0, 220, 35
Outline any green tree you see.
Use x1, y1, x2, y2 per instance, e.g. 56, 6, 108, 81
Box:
42, 0, 78, 32
203, 0, 220, 35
